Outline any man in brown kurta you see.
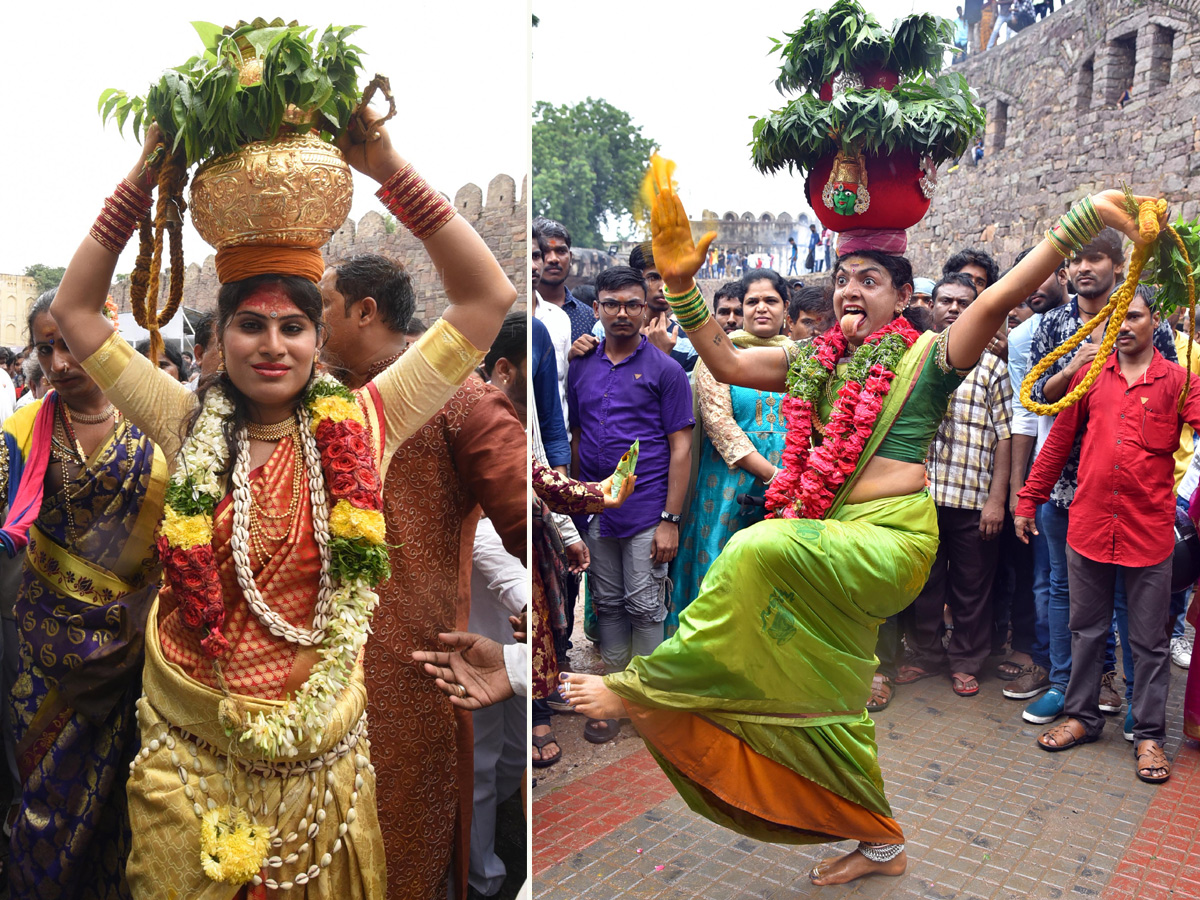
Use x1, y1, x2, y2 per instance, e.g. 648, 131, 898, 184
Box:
320, 256, 527, 900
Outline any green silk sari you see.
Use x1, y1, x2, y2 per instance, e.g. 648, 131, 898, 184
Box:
606, 331, 944, 844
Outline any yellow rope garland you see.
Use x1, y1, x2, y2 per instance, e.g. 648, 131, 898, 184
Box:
1020, 199, 1196, 416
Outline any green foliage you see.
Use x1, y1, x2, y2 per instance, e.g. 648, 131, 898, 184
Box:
1141, 217, 1200, 319
23, 264, 66, 294
533, 98, 657, 249
307, 376, 355, 403
752, 74, 986, 173
328, 537, 391, 587
770, 1, 955, 93
166, 480, 216, 517
99, 19, 365, 166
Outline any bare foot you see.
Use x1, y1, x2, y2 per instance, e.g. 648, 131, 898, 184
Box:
559, 673, 625, 719
809, 848, 906, 885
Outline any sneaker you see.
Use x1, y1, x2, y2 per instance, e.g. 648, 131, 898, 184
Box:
1023, 687, 1065, 724
1171, 636, 1192, 669
1123, 708, 1135, 742
1099, 671, 1122, 714
1003, 663, 1050, 699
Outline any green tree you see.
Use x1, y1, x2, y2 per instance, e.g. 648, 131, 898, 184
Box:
533, 98, 656, 249
23, 264, 66, 294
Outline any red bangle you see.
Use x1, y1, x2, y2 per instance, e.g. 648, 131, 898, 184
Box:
89, 179, 153, 255
375, 164, 456, 240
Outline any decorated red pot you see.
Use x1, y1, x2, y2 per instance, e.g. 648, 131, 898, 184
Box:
805, 147, 930, 233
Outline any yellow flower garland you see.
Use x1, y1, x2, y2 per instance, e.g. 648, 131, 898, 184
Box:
1021, 201, 1196, 416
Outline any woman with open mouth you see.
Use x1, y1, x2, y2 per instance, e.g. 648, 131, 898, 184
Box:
561, 183, 1161, 887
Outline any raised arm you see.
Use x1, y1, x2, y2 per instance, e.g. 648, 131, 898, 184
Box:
946, 190, 1164, 371
651, 190, 789, 393
338, 118, 516, 352
51, 126, 160, 362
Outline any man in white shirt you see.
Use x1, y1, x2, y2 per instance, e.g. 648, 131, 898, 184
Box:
532, 228, 572, 429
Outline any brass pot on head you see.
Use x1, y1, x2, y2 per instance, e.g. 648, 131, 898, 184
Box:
189, 132, 353, 252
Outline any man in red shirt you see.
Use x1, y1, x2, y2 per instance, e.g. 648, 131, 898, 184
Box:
1014, 288, 1200, 784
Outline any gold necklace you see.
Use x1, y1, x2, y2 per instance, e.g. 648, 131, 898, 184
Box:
66, 403, 116, 425
246, 416, 299, 442
248, 440, 304, 562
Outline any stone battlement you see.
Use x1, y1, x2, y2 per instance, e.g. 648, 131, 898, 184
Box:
907, 0, 1200, 277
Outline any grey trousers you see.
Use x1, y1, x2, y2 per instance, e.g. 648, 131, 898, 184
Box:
586, 518, 668, 674
1064, 547, 1172, 742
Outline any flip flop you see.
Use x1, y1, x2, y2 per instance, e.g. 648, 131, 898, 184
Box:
584, 718, 620, 744
951, 673, 979, 697
995, 659, 1024, 681
532, 730, 562, 768
895, 664, 943, 685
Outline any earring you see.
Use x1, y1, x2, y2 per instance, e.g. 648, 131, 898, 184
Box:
217, 346, 226, 374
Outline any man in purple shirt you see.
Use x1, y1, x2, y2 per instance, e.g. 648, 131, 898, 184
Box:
568, 265, 694, 743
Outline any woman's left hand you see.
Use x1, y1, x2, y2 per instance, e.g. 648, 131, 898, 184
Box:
1093, 190, 1167, 246
336, 115, 403, 185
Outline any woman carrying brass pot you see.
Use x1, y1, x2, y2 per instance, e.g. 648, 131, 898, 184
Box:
49, 111, 515, 897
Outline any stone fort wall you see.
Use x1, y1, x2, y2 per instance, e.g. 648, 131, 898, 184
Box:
111, 174, 528, 324
908, 0, 1200, 277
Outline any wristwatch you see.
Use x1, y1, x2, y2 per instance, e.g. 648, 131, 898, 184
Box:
660, 511, 681, 525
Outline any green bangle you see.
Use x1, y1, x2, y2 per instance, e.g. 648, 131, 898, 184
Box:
1045, 228, 1071, 258
1078, 196, 1104, 234
665, 284, 710, 331
1058, 213, 1086, 247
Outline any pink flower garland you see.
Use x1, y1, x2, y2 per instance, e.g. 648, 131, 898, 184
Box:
764, 317, 920, 521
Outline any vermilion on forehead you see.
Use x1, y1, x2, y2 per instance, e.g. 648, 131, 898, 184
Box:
237, 287, 305, 318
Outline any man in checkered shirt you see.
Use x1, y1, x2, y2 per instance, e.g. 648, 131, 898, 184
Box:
899, 272, 1012, 697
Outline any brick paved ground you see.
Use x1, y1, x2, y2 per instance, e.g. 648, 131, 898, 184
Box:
534, 616, 1198, 900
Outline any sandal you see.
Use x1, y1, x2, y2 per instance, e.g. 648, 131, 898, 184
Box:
532, 728, 562, 768
866, 673, 893, 712
995, 659, 1024, 681
1134, 740, 1170, 784
895, 664, 943, 685
951, 672, 979, 697
1037, 718, 1097, 752
584, 718, 620, 744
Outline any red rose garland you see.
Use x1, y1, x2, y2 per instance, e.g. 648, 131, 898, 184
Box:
764, 316, 920, 521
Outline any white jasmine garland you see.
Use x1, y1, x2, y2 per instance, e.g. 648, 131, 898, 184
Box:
165, 378, 385, 759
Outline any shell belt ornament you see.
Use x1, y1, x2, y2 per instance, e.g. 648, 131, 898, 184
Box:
128, 712, 373, 889
159, 374, 390, 763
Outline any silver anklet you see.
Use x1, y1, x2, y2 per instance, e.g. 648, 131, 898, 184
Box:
858, 842, 904, 863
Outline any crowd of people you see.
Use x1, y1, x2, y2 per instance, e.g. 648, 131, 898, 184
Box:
954, 0, 1070, 60
531, 195, 1196, 822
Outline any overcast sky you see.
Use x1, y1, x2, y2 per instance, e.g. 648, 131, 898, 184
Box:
534, 1, 956, 237
0, 2, 529, 276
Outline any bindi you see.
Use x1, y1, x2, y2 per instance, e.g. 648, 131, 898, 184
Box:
238, 287, 303, 320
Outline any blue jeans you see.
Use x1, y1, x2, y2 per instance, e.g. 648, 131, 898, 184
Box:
1028, 517, 1051, 671
1041, 502, 1116, 689
987, 12, 1010, 48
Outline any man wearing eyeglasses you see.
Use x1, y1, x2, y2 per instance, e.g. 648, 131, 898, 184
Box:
567, 265, 695, 744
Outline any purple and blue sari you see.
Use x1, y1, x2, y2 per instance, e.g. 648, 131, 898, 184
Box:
3, 393, 166, 900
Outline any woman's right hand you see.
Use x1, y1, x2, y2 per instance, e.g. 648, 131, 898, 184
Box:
651, 187, 716, 293
126, 122, 164, 193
